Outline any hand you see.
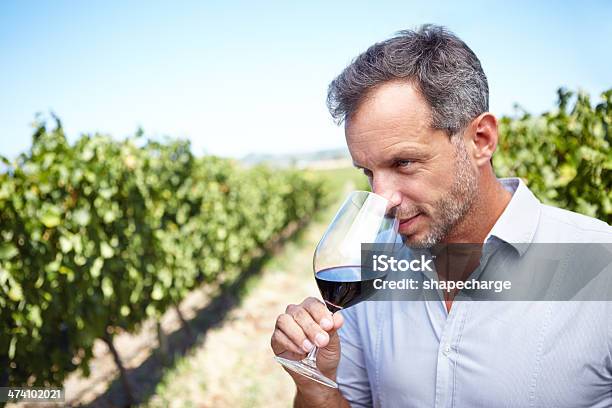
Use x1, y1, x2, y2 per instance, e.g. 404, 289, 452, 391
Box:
271, 297, 344, 383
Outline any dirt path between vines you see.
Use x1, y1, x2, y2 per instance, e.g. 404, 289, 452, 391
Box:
143, 207, 333, 408
51, 178, 354, 408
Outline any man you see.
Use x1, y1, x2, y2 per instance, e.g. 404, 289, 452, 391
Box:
270, 25, 612, 407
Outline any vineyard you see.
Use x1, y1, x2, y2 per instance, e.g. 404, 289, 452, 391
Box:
494, 88, 611, 223
0, 119, 326, 391
0, 87, 610, 404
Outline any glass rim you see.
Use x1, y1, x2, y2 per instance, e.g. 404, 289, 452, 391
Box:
348, 190, 397, 217
349, 190, 388, 201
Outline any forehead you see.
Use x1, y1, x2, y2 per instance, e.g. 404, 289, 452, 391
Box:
347, 80, 432, 133
345, 81, 443, 164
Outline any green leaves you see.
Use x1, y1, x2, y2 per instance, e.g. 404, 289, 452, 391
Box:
495, 88, 611, 223
7, 282, 23, 302
100, 242, 114, 259
0, 117, 326, 387
0, 243, 18, 260
40, 204, 62, 228
72, 208, 91, 226
101, 277, 114, 298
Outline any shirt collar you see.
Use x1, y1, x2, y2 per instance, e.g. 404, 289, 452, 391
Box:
484, 177, 541, 256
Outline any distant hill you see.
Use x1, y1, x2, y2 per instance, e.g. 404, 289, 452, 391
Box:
241, 148, 351, 168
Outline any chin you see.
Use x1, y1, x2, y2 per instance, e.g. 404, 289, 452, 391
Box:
402, 232, 433, 249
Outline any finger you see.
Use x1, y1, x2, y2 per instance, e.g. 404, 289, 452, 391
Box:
301, 297, 334, 331
332, 311, 344, 331
316, 325, 342, 367
271, 327, 308, 359
275, 313, 315, 353
300, 297, 332, 322
325, 327, 341, 353
286, 304, 329, 348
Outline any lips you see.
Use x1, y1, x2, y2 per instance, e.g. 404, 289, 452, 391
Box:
399, 213, 421, 232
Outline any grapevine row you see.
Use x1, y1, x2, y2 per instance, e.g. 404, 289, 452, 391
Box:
0, 119, 326, 386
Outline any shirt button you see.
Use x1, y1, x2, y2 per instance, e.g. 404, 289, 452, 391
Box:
443, 345, 451, 355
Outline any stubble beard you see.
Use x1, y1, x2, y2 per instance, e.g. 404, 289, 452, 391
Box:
406, 136, 479, 248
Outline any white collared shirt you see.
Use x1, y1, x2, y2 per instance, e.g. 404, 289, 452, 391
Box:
337, 178, 612, 408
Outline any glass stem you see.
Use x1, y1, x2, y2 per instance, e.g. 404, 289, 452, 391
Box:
303, 346, 318, 368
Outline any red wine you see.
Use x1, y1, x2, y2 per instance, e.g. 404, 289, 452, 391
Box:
315, 266, 381, 312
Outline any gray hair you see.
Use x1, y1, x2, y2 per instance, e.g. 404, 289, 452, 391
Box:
326, 24, 489, 135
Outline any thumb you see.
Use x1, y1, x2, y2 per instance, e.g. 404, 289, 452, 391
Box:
315, 328, 342, 376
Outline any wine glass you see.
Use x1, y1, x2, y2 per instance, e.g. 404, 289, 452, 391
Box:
274, 191, 400, 388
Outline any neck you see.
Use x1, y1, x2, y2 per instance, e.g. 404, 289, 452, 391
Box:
442, 170, 512, 244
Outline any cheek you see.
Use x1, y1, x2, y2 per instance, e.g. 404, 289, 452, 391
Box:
397, 173, 447, 205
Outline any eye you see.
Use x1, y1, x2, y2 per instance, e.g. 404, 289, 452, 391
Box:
395, 159, 413, 168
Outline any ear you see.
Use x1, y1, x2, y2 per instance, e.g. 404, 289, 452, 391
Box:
465, 112, 498, 167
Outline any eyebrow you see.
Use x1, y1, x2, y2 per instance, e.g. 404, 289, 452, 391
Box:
352, 162, 372, 172
353, 146, 426, 170
385, 144, 424, 156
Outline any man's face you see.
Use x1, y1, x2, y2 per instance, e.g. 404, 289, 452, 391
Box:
346, 81, 479, 248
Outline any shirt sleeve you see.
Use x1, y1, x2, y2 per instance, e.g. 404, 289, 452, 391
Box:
336, 306, 373, 407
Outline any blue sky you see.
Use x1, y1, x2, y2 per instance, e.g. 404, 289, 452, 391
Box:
1, 1, 611, 159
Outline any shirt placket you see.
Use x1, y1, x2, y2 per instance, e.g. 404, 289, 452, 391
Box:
434, 243, 502, 407
420, 255, 462, 408
432, 299, 466, 408
428, 244, 503, 408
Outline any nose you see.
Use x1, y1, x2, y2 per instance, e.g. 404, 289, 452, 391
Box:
371, 174, 401, 213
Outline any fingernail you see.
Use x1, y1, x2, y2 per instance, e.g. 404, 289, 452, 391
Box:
302, 339, 314, 352
320, 318, 332, 330
315, 332, 328, 347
